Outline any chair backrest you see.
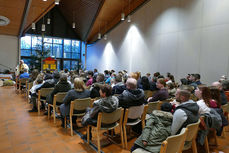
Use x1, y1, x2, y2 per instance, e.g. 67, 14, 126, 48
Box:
100, 107, 123, 124
28, 82, 33, 90
144, 90, 153, 99
160, 128, 188, 153
147, 102, 161, 114
54, 92, 67, 103
72, 97, 91, 111
185, 120, 200, 141
127, 105, 144, 119
40, 88, 54, 97
222, 103, 229, 113
20, 78, 29, 84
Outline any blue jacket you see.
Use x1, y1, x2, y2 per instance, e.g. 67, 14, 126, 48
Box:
19, 72, 29, 79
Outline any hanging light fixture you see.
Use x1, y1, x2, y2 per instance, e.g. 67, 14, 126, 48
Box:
43, 0, 47, 1
72, 22, 76, 29
41, 17, 45, 32
127, 0, 131, 23
127, 15, 131, 23
72, 11, 75, 29
98, 33, 101, 39
47, 18, 51, 24
55, 0, 60, 5
104, 34, 107, 40
32, 22, 36, 30
121, 13, 125, 21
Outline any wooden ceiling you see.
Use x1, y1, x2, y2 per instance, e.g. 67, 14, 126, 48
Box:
0, 0, 148, 44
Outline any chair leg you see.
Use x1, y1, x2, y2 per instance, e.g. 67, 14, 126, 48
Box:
213, 130, 218, 146
70, 116, 73, 136
53, 107, 56, 124
87, 126, 90, 144
64, 116, 67, 128
204, 136, 210, 153
191, 138, 197, 153
97, 128, 101, 153
48, 105, 50, 120
38, 100, 40, 115
123, 125, 128, 149
120, 125, 124, 148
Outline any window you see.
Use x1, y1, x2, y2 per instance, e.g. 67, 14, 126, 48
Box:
20, 35, 81, 70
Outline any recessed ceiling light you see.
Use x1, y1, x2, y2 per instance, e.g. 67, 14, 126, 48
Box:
0, 16, 10, 26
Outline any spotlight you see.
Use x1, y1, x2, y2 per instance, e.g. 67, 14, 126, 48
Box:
55, 0, 60, 5
121, 13, 125, 21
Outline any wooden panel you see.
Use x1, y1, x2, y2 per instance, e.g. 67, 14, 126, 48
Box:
0, 0, 26, 36
87, 0, 146, 43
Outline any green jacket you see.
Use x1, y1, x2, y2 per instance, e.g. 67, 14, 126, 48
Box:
134, 110, 173, 153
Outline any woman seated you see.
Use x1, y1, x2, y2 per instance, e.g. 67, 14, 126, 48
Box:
59, 78, 90, 127
148, 78, 169, 102
131, 103, 173, 153
195, 85, 211, 115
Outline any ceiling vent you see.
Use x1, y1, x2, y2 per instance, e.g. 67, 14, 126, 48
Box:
0, 16, 10, 26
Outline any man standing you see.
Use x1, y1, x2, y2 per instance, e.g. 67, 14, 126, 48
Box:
171, 86, 199, 135
15, 60, 29, 77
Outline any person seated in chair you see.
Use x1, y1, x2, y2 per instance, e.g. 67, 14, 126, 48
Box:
19, 68, 29, 79
131, 103, 173, 153
111, 74, 126, 95
82, 84, 119, 139
59, 78, 90, 127
44, 74, 71, 115
118, 78, 146, 108
90, 73, 105, 98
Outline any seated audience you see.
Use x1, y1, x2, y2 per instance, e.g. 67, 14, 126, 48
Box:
111, 74, 126, 95
60, 78, 90, 127
19, 68, 29, 79
195, 85, 211, 115
212, 81, 228, 105
90, 73, 105, 98
118, 78, 146, 108
190, 74, 202, 88
171, 86, 199, 135
29, 69, 39, 83
167, 82, 176, 97
131, 103, 173, 153
44, 68, 53, 80
148, 78, 169, 102
209, 86, 221, 108
44, 74, 71, 115
140, 76, 150, 90
86, 71, 94, 87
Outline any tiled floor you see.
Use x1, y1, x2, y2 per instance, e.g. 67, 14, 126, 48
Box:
0, 86, 229, 153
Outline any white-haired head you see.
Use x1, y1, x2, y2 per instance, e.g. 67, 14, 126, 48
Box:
126, 78, 137, 90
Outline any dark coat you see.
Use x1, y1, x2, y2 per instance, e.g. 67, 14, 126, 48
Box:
112, 82, 126, 95
118, 88, 146, 108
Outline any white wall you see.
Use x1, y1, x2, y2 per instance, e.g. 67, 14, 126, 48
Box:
0, 35, 18, 72
87, 0, 229, 85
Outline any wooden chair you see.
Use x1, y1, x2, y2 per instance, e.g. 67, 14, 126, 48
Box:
144, 90, 154, 99
132, 128, 188, 153
221, 103, 228, 136
123, 105, 148, 149
87, 107, 124, 153
48, 92, 67, 124
159, 98, 173, 106
183, 120, 200, 153
37, 88, 54, 115
146, 101, 161, 119
68, 98, 92, 136
26, 81, 33, 103
19, 78, 29, 94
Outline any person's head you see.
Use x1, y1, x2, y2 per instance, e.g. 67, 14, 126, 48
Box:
154, 72, 160, 77
20, 60, 24, 65
195, 85, 211, 105
135, 71, 141, 80
23, 68, 28, 73
46, 68, 51, 74
190, 74, 196, 81
160, 103, 172, 112
129, 72, 138, 80
99, 84, 112, 98
96, 73, 105, 82
212, 81, 222, 91
104, 70, 109, 75
126, 78, 137, 90
168, 74, 175, 82
74, 78, 85, 92
31, 69, 39, 80
175, 85, 191, 103
146, 73, 150, 77
94, 69, 98, 73
167, 82, 174, 90
53, 72, 60, 79
156, 78, 166, 89
209, 86, 221, 107
64, 68, 68, 73
59, 74, 68, 82
87, 71, 94, 78
115, 74, 122, 83
194, 74, 201, 81
141, 76, 150, 89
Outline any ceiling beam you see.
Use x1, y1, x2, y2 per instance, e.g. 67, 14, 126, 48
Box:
23, 3, 55, 35
83, 0, 105, 42
18, 0, 33, 37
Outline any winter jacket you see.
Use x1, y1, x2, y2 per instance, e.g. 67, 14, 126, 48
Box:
112, 82, 126, 95
118, 89, 146, 108
134, 110, 173, 153
90, 82, 103, 98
